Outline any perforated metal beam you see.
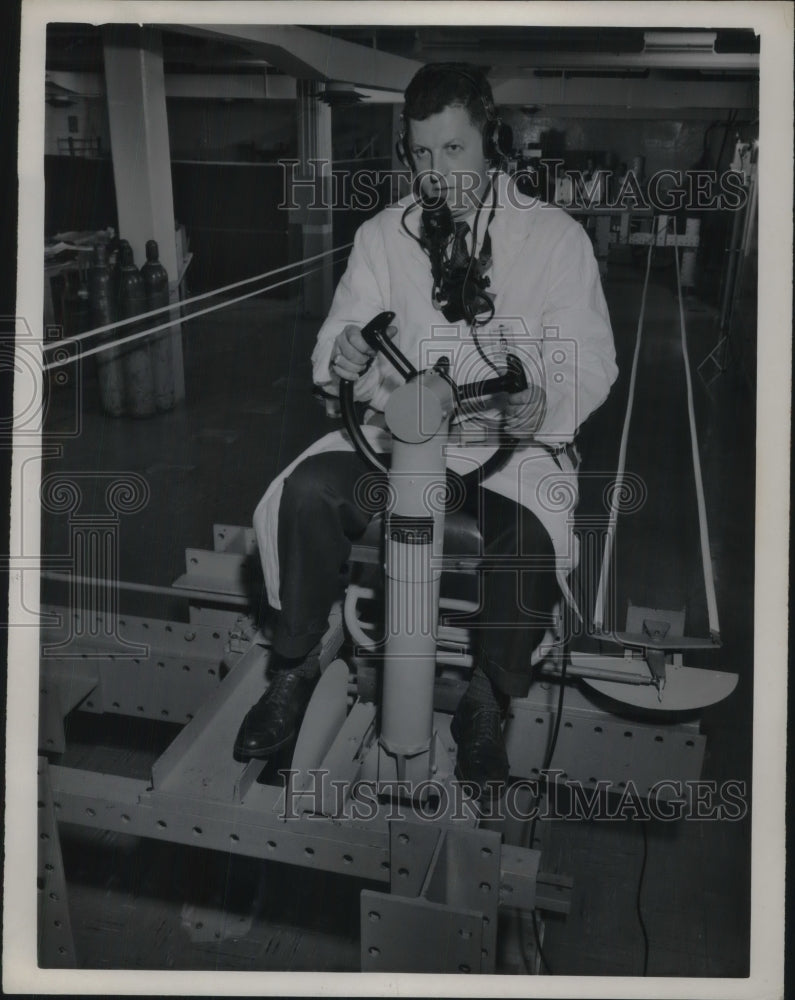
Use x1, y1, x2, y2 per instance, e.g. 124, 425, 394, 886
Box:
38, 758, 76, 968
505, 682, 706, 795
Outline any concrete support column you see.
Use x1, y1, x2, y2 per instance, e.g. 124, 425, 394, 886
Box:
295, 80, 333, 317
102, 25, 184, 400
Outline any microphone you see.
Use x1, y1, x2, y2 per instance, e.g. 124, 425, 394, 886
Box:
415, 183, 494, 326
420, 196, 454, 248
418, 191, 454, 304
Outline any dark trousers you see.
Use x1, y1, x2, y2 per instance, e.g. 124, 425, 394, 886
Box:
274, 451, 559, 698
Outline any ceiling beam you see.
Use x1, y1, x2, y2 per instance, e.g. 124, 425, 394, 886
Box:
45, 70, 298, 101
492, 74, 758, 111
44, 68, 757, 113
166, 23, 423, 91
416, 49, 759, 72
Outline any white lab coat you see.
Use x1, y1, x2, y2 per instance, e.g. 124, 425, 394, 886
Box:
255, 173, 617, 610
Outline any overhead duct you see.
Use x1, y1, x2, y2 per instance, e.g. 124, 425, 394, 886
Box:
642, 30, 718, 53
313, 82, 370, 107
507, 29, 758, 73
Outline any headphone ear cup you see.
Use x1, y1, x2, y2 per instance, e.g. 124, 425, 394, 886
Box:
396, 135, 414, 171
483, 119, 513, 163
496, 121, 513, 159
481, 125, 491, 162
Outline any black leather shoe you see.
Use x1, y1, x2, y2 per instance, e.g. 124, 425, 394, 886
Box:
450, 693, 510, 802
234, 668, 319, 760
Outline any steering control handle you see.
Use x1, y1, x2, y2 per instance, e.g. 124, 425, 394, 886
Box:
358, 311, 417, 381
339, 313, 529, 483
457, 353, 528, 402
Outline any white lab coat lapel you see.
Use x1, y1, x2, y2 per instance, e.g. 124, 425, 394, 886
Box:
486, 174, 536, 302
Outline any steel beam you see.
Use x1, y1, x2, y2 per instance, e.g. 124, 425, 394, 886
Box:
505, 681, 706, 795
148, 605, 344, 798
39, 659, 98, 753
149, 639, 270, 796
498, 843, 541, 912
40, 606, 227, 731
37, 758, 76, 968
48, 763, 393, 883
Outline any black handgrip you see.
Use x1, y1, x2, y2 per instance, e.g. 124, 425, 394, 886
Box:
358, 310, 418, 381
504, 353, 528, 393
457, 353, 528, 402
359, 310, 396, 350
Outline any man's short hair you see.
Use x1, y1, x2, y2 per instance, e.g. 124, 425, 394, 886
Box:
403, 62, 494, 132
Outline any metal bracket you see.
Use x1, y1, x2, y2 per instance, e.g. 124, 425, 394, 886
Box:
626, 602, 685, 642
360, 817, 556, 973
626, 603, 685, 696
646, 648, 667, 697
697, 336, 730, 387
361, 819, 503, 973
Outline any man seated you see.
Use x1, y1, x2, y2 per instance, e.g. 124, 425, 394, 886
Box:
235, 63, 617, 801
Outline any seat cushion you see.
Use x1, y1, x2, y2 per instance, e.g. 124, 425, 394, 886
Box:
354, 510, 484, 559
350, 511, 483, 606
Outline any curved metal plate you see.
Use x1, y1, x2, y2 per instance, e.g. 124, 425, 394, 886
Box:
290, 658, 349, 782
582, 664, 739, 711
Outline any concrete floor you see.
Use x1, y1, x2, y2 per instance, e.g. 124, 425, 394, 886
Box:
39, 254, 755, 977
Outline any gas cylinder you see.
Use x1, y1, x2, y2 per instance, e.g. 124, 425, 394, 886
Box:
116, 241, 155, 417
65, 279, 91, 338
106, 232, 121, 296
89, 242, 124, 417
140, 239, 175, 412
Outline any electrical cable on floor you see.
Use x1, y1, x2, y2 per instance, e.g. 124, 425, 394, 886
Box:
636, 819, 650, 976
518, 613, 571, 975
531, 910, 552, 974
520, 228, 658, 970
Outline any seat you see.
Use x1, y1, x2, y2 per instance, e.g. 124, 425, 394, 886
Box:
344, 505, 565, 712
348, 508, 485, 607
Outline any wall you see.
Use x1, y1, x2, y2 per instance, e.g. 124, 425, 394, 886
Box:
44, 96, 110, 157
170, 161, 290, 295
503, 108, 755, 175
166, 98, 297, 162
332, 103, 394, 161
44, 155, 117, 235
45, 85, 756, 304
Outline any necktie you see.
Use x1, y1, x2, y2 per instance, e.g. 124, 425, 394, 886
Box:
449, 221, 471, 269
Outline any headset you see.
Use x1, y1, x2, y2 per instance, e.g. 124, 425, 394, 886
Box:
395, 64, 513, 172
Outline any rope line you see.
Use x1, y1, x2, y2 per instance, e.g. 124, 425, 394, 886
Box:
42, 241, 353, 353
592, 233, 654, 632
44, 253, 350, 371
673, 238, 721, 641
593, 217, 720, 642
